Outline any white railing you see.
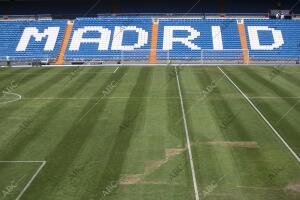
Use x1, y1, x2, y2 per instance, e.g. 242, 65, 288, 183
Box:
2, 49, 300, 65
63, 49, 248, 64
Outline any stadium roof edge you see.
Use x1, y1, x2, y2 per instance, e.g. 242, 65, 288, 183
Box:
1, 12, 300, 20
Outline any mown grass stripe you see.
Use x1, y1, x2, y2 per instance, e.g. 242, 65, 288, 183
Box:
175, 66, 200, 200
0, 68, 32, 89
166, 67, 186, 144
280, 72, 300, 90
20, 68, 129, 200
0, 68, 103, 161
92, 67, 152, 200
228, 68, 300, 155
192, 68, 260, 199
243, 68, 300, 114
218, 66, 300, 164
0, 68, 73, 124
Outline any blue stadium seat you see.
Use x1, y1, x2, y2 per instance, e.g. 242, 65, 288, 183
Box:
244, 19, 300, 61
65, 17, 243, 62
0, 19, 67, 61
1, 17, 299, 63
65, 17, 153, 61
156, 18, 241, 61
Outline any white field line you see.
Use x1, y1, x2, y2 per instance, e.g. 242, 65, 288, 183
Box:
275, 100, 300, 125
175, 66, 200, 200
113, 66, 120, 73
20, 96, 181, 100
0, 161, 44, 163
0, 92, 22, 104
217, 66, 300, 164
16, 161, 46, 200
236, 185, 282, 191
0, 161, 46, 200
77, 96, 105, 122
15, 96, 300, 101
10, 64, 300, 68
0, 72, 114, 75
249, 96, 300, 99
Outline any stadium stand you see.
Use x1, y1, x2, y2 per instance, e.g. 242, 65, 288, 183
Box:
0, 17, 299, 64
156, 18, 242, 62
244, 19, 300, 61
65, 17, 153, 62
0, 20, 67, 62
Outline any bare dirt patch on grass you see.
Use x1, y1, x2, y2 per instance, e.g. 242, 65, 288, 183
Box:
285, 182, 300, 193
119, 148, 185, 185
119, 174, 143, 185
197, 141, 258, 148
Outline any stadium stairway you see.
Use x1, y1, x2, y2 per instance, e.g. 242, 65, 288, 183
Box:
56, 21, 74, 65
149, 19, 159, 64
237, 19, 250, 64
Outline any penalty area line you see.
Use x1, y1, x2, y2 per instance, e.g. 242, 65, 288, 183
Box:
175, 66, 200, 200
217, 66, 300, 164
0, 160, 46, 200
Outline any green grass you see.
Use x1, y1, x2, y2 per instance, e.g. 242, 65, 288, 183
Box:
0, 65, 299, 200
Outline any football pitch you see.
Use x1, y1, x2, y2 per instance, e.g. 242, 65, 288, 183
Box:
0, 65, 299, 200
